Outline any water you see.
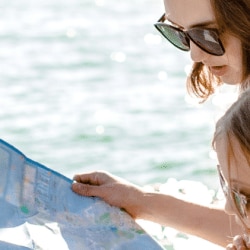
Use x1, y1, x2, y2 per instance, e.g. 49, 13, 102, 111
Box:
0, 0, 234, 192
0, 0, 241, 249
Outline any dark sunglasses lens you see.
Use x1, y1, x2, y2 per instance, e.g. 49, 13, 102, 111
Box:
155, 24, 189, 51
188, 28, 224, 56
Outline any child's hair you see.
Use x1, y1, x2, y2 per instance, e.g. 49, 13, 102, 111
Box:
213, 88, 250, 165
187, 0, 250, 102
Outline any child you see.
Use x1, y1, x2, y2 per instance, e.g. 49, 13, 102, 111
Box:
213, 88, 250, 249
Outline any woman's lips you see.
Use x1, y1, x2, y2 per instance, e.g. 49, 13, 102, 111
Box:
209, 65, 227, 77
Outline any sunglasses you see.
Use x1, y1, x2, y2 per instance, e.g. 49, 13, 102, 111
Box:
217, 165, 250, 227
154, 13, 225, 56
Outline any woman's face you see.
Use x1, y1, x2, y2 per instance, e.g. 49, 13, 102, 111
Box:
163, 0, 244, 84
216, 136, 250, 230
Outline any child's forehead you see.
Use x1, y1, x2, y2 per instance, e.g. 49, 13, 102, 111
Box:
216, 135, 250, 185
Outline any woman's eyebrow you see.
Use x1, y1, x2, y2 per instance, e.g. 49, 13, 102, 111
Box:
189, 21, 217, 29
167, 17, 216, 29
166, 17, 184, 29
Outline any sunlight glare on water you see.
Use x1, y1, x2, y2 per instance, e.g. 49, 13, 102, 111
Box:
0, 0, 238, 190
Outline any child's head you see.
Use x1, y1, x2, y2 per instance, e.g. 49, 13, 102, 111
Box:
213, 88, 250, 229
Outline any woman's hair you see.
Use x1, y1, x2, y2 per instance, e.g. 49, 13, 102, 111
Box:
213, 88, 250, 165
187, 0, 250, 102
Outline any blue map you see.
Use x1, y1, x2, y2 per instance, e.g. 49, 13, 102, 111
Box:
0, 139, 164, 250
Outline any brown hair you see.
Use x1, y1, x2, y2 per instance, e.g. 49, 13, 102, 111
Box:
213, 88, 250, 165
187, 0, 250, 102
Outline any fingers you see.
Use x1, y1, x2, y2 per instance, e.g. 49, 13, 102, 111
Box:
73, 171, 110, 185
71, 171, 116, 200
73, 173, 98, 185
243, 234, 250, 248
71, 172, 144, 219
226, 235, 249, 250
71, 181, 122, 209
233, 235, 247, 250
226, 243, 236, 250
72, 182, 106, 198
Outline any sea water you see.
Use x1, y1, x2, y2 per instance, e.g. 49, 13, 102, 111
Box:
0, 0, 237, 249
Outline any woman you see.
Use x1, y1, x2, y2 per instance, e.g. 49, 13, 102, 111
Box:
72, 0, 250, 248
154, 0, 250, 103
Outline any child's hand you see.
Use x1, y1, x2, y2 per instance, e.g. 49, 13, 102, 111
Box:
71, 171, 144, 218
226, 234, 250, 250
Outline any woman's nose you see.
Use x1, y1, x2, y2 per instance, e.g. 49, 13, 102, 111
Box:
189, 41, 209, 62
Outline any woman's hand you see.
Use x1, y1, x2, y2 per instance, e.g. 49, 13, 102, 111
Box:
226, 235, 250, 250
71, 171, 144, 218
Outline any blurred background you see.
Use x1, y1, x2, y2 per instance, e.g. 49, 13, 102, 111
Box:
0, 0, 237, 192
